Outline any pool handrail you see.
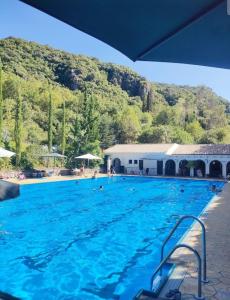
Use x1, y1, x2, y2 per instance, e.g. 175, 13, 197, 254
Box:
160, 215, 208, 283
151, 243, 205, 300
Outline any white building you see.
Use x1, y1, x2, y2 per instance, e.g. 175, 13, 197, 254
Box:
104, 143, 230, 179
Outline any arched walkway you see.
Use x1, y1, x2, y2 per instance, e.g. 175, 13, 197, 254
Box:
165, 160, 176, 176
179, 160, 190, 176
113, 158, 121, 173
209, 160, 222, 178
194, 160, 206, 178
227, 162, 230, 178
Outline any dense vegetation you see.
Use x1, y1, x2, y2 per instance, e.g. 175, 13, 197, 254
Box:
0, 37, 230, 169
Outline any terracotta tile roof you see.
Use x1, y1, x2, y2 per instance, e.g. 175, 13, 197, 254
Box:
104, 144, 174, 154
173, 144, 230, 155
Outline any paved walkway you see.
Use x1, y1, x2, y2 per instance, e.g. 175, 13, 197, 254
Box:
6, 173, 107, 185
167, 182, 230, 300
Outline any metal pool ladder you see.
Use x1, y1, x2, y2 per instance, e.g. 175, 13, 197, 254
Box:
134, 215, 208, 300
160, 215, 208, 283
150, 243, 205, 300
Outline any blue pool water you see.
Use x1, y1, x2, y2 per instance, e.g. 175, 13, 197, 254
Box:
0, 177, 224, 300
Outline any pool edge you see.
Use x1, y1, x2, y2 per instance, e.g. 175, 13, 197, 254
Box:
159, 181, 229, 298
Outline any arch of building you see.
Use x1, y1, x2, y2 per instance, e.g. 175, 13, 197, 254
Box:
226, 161, 230, 177
179, 160, 190, 176
209, 160, 222, 178
113, 158, 121, 173
165, 159, 176, 176
194, 160, 206, 177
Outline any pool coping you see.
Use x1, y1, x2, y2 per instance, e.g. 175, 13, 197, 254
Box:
5, 174, 107, 185
6, 174, 226, 186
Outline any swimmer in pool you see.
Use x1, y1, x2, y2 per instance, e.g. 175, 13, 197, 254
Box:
180, 185, 185, 193
209, 184, 222, 193
92, 185, 104, 191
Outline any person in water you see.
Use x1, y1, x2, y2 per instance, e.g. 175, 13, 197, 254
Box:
99, 185, 104, 191
180, 185, 185, 193
210, 184, 217, 192
92, 170, 98, 179
210, 184, 222, 193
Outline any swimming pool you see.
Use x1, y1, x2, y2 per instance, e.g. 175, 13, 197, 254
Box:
0, 177, 224, 300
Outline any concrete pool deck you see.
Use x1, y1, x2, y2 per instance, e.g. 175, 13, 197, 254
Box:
161, 181, 230, 300
5, 173, 107, 185
6, 174, 224, 186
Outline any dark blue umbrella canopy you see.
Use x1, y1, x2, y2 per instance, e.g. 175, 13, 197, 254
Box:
20, 0, 230, 68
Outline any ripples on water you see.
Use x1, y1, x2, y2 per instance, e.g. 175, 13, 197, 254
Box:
0, 177, 224, 299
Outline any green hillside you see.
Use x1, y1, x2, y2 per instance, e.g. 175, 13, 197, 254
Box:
0, 37, 229, 169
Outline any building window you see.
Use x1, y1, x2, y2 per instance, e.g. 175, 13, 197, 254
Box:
134, 160, 138, 164
129, 160, 132, 164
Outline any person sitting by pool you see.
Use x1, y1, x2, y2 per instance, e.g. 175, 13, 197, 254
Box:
108, 166, 115, 177
110, 165, 116, 175
18, 172, 25, 180
92, 170, 98, 179
209, 184, 222, 193
196, 169, 203, 178
80, 165, 84, 176
210, 184, 217, 192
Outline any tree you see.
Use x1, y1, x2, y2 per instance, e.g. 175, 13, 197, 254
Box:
146, 89, 154, 112
117, 107, 141, 143
71, 114, 82, 156
155, 108, 174, 125
139, 126, 172, 143
99, 114, 115, 149
185, 120, 204, 142
199, 128, 228, 144
1, 37, 230, 170
70, 90, 100, 156
0, 59, 3, 146
81, 91, 99, 145
61, 100, 66, 155
171, 127, 194, 144
48, 90, 53, 152
14, 83, 23, 167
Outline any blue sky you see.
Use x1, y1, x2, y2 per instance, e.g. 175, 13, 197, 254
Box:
1, 0, 230, 101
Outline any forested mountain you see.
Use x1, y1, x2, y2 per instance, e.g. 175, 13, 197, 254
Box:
0, 37, 229, 169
